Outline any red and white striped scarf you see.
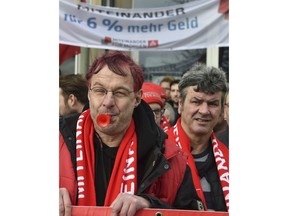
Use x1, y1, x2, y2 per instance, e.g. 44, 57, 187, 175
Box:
160, 115, 170, 132
75, 109, 137, 206
167, 118, 229, 211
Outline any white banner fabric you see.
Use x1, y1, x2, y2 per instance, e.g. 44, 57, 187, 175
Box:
59, 0, 229, 51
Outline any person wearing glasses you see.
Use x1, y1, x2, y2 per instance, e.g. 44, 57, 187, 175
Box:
141, 82, 170, 132
166, 63, 229, 212
59, 51, 205, 216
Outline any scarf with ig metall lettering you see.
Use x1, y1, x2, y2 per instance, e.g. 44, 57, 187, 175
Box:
167, 118, 229, 211
75, 109, 137, 206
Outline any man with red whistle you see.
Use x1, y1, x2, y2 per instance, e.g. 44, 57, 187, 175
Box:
59, 51, 204, 216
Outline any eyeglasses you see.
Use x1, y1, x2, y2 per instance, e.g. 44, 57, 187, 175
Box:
152, 108, 165, 117
90, 87, 134, 99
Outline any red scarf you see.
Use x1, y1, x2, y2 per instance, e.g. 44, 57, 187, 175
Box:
166, 118, 229, 211
160, 115, 170, 132
75, 109, 138, 206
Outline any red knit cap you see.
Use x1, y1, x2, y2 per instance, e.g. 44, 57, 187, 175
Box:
142, 82, 165, 107
144, 82, 167, 100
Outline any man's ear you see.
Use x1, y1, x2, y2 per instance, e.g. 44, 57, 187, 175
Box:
68, 94, 77, 106
87, 91, 91, 101
134, 89, 143, 108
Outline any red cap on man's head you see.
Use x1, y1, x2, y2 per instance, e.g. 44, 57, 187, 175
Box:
142, 82, 165, 107
143, 82, 167, 100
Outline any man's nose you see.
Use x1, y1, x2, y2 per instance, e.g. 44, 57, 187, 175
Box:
102, 92, 116, 108
198, 103, 209, 114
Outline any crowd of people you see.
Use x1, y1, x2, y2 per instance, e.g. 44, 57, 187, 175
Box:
59, 51, 229, 216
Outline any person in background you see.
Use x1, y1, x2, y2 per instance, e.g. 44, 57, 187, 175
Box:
167, 79, 181, 126
151, 83, 171, 131
166, 63, 229, 212
59, 74, 89, 160
59, 51, 205, 216
159, 75, 175, 101
216, 91, 229, 147
59, 74, 88, 117
224, 92, 229, 125
163, 102, 176, 128
142, 82, 169, 131
213, 110, 228, 137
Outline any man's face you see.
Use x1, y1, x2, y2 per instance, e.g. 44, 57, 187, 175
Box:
170, 83, 179, 105
88, 65, 142, 135
160, 81, 171, 99
149, 102, 162, 126
179, 86, 223, 136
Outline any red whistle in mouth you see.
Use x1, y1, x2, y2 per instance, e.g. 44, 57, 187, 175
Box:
96, 114, 111, 127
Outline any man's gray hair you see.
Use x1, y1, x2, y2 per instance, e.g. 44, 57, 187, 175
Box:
179, 62, 228, 107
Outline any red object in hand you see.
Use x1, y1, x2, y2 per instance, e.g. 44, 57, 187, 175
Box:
96, 114, 111, 127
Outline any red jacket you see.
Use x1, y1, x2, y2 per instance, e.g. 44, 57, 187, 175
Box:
59, 133, 77, 204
